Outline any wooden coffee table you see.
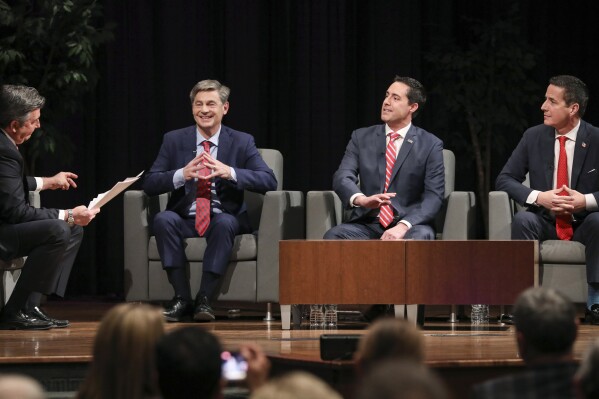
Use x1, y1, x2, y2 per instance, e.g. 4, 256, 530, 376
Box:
279, 240, 537, 329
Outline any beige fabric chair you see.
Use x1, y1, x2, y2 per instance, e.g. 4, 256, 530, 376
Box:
304, 149, 476, 321
489, 190, 587, 303
123, 149, 305, 316
1, 191, 40, 307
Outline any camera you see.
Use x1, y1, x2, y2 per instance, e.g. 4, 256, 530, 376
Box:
221, 351, 248, 381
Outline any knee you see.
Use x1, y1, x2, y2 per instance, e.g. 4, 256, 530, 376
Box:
153, 211, 177, 229
47, 220, 71, 244
323, 225, 343, 239
209, 214, 239, 235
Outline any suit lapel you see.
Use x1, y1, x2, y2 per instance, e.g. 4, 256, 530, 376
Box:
389, 126, 416, 184
571, 121, 589, 188
217, 125, 232, 165
540, 129, 555, 190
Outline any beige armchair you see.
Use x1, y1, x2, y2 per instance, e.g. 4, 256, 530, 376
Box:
489, 190, 587, 303
123, 149, 305, 317
1, 191, 40, 307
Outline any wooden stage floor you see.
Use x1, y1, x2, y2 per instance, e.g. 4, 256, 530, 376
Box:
1, 300, 598, 398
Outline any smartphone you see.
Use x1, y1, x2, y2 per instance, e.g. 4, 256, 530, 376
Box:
221, 350, 248, 381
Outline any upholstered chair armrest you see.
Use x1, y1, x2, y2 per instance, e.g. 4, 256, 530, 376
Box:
256, 191, 305, 303
441, 191, 477, 240
305, 191, 343, 240
123, 190, 151, 301
488, 191, 514, 240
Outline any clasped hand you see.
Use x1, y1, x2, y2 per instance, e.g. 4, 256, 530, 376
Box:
536, 185, 586, 216
183, 152, 232, 180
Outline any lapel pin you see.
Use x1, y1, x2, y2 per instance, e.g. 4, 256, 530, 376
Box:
407, 139, 414, 144
582, 142, 587, 148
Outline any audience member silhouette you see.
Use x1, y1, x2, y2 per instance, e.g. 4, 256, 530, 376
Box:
76, 303, 165, 399
250, 371, 342, 399
156, 326, 271, 399
574, 338, 599, 399
0, 374, 45, 399
355, 360, 448, 399
470, 287, 579, 399
354, 317, 424, 376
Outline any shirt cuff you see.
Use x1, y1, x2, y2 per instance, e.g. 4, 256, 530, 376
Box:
34, 177, 44, 192
58, 210, 65, 221
526, 190, 541, 205
230, 168, 237, 182
399, 220, 412, 229
349, 193, 365, 207
585, 194, 598, 211
173, 169, 185, 189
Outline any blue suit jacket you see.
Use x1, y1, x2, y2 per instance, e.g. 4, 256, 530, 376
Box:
333, 124, 445, 227
496, 120, 599, 222
143, 125, 277, 219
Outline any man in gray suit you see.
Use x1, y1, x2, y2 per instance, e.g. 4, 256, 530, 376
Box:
496, 75, 599, 325
325, 76, 445, 241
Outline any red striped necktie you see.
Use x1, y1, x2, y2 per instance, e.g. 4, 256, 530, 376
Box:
379, 132, 400, 228
195, 141, 212, 236
555, 135, 573, 240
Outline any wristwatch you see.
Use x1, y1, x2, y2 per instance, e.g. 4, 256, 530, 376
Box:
66, 209, 75, 226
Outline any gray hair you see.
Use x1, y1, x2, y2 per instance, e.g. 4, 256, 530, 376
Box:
513, 287, 577, 356
189, 80, 230, 104
0, 85, 46, 127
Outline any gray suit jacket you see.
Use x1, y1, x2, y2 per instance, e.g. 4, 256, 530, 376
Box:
333, 124, 445, 227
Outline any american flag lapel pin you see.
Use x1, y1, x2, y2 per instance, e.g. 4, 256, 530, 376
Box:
407, 139, 414, 144
582, 142, 587, 148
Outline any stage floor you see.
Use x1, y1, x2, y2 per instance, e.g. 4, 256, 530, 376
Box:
1, 300, 598, 398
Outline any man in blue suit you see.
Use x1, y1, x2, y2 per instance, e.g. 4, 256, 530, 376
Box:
325, 76, 445, 241
143, 80, 277, 322
496, 75, 599, 325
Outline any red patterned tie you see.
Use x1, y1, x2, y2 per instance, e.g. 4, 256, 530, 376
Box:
195, 141, 212, 236
556, 135, 573, 240
379, 132, 400, 228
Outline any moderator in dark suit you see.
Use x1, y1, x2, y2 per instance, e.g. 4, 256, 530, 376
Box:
325, 76, 445, 240
496, 75, 599, 316
0, 84, 97, 330
143, 80, 277, 322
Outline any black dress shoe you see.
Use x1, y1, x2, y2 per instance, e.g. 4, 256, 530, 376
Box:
193, 295, 215, 322
163, 296, 193, 322
0, 310, 54, 330
585, 304, 599, 325
27, 306, 69, 328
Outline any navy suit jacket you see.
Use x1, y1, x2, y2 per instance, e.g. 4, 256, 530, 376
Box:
0, 132, 58, 259
333, 124, 445, 227
143, 125, 277, 220
496, 120, 599, 222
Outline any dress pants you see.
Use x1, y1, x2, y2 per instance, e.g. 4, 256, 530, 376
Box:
512, 211, 599, 283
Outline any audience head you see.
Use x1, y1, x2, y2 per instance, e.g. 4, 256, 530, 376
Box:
354, 318, 424, 375
76, 303, 165, 399
0, 374, 45, 399
548, 75, 589, 118
513, 287, 577, 363
575, 339, 599, 399
155, 326, 223, 399
0, 84, 45, 128
355, 360, 448, 399
250, 371, 342, 399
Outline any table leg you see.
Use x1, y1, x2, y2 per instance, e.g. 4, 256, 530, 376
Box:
281, 304, 291, 330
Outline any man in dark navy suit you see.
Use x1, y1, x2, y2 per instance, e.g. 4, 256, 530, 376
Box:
143, 80, 277, 322
0, 85, 98, 330
497, 75, 599, 325
325, 76, 445, 240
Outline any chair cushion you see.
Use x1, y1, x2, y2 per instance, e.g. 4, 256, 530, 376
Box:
148, 234, 257, 261
540, 240, 586, 264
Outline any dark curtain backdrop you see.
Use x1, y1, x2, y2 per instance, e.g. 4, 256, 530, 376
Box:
33, 0, 599, 296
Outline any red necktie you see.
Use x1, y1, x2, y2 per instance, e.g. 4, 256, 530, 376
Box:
379, 132, 400, 228
556, 135, 573, 240
195, 141, 212, 236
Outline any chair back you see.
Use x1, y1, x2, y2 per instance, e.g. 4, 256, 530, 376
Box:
246, 149, 283, 231
433, 149, 455, 234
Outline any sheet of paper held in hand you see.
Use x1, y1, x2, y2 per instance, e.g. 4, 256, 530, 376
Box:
88, 171, 144, 210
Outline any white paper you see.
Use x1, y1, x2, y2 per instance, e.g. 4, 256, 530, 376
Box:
88, 171, 144, 210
